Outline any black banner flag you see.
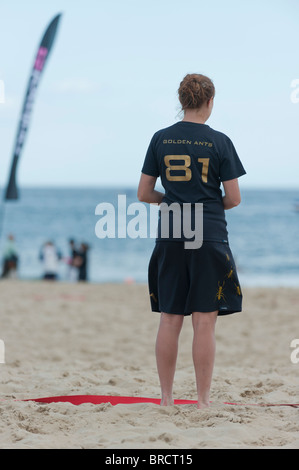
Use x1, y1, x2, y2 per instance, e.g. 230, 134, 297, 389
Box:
4, 13, 62, 200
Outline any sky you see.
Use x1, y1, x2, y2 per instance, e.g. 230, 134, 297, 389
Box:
1, 0, 299, 190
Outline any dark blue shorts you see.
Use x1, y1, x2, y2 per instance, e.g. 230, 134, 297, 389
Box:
148, 241, 242, 316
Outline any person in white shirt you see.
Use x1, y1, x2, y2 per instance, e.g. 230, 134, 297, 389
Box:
39, 241, 62, 280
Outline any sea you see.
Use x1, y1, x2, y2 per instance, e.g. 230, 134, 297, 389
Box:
0, 187, 298, 287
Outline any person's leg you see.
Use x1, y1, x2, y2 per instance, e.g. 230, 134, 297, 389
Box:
192, 311, 218, 409
155, 312, 184, 405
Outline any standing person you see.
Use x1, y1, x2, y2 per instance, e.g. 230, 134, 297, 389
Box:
1, 234, 18, 278
39, 241, 62, 280
77, 242, 89, 282
137, 73, 246, 409
68, 239, 79, 282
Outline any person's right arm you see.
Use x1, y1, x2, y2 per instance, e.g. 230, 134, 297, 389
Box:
137, 173, 164, 205
222, 178, 241, 209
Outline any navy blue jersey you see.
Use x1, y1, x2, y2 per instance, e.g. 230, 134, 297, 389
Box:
141, 121, 246, 242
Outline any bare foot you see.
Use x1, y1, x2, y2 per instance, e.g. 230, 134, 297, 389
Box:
160, 396, 174, 406
197, 401, 210, 409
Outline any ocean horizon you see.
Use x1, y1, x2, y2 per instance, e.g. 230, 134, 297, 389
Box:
0, 186, 298, 287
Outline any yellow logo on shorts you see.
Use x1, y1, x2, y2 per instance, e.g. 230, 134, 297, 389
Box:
215, 281, 226, 301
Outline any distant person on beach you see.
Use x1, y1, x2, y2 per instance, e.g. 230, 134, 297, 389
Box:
138, 73, 246, 408
39, 241, 62, 280
67, 240, 89, 282
1, 234, 18, 278
68, 239, 79, 281
77, 242, 89, 282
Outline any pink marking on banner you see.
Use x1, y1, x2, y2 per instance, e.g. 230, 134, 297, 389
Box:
34, 47, 48, 71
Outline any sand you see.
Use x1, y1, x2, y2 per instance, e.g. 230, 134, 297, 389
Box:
0, 279, 298, 449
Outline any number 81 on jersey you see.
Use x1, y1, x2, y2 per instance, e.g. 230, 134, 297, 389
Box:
164, 155, 210, 183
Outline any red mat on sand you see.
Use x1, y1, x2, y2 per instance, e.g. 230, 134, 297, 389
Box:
25, 395, 191, 405
23, 395, 299, 407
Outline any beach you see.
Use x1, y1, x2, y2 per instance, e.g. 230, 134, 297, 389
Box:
0, 279, 298, 449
